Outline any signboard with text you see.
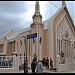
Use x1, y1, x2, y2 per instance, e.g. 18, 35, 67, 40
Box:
27, 33, 37, 39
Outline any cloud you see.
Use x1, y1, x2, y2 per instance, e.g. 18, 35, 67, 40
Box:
0, 1, 75, 37
0, 1, 28, 14
0, 1, 29, 36
66, 1, 74, 22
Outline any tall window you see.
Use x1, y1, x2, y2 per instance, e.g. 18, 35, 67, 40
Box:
39, 37, 42, 43
33, 38, 35, 43
74, 41, 75, 49
61, 40, 62, 52
17, 42, 18, 48
65, 42, 66, 58
20, 40, 22, 46
2, 44, 4, 53
67, 43, 68, 59
59, 40, 60, 55
10, 42, 14, 53
20, 54, 21, 59
57, 39, 58, 55
24, 53, 25, 61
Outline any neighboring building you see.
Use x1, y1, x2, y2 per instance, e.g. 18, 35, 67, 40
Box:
0, 1, 75, 71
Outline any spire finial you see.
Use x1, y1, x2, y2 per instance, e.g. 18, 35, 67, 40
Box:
35, 1, 40, 12
62, 1, 66, 6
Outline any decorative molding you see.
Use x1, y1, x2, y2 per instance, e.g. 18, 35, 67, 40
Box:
65, 31, 69, 38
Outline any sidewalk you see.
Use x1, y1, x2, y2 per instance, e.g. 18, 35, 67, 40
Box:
18, 67, 75, 73
28, 67, 58, 73
28, 67, 75, 73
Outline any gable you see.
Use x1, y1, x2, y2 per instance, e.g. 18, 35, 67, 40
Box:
53, 5, 75, 34
56, 15, 74, 41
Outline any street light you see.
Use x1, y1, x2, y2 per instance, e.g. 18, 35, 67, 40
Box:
22, 36, 28, 73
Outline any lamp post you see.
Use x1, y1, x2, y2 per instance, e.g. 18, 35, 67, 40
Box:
22, 36, 28, 73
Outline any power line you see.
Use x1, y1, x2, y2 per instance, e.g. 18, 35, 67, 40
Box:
49, 1, 74, 22
49, 1, 62, 12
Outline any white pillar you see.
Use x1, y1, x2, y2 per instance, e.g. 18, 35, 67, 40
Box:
56, 55, 60, 72
13, 53, 19, 72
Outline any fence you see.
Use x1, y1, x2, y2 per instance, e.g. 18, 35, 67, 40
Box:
56, 55, 74, 72
0, 55, 31, 73
0, 55, 18, 73
0, 56, 13, 68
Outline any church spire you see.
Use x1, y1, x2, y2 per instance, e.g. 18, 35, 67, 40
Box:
31, 1, 43, 26
62, 1, 66, 6
35, 1, 40, 12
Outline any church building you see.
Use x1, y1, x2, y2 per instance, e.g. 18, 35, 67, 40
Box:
0, 1, 75, 71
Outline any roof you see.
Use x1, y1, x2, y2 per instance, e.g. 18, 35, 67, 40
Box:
7, 27, 30, 41
0, 30, 14, 39
42, 5, 66, 30
43, 18, 51, 30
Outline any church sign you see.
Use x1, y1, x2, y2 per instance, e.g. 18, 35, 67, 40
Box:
27, 33, 37, 39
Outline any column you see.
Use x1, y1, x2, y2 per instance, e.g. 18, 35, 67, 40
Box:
66, 42, 68, 63
60, 40, 61, 56
71, 44, 73, 64
12, 52, 19, 72
69, 42, 70, 63
56, 55, 60, 72
69, 43, 71, 63
67, 42, 69, 63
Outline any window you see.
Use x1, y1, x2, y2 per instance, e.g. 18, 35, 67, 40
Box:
24, 53, 25, 61
57, 39, 58, 55
33, 38, 35, 43
65, 42, 66, 58
39, 37, 42, 43
20, 54, 21, 59
17, 42, 18, 48
20, 40, 22, 46
61, 40, 62, 52
59, 40, 60, 55
74, 41, 75, 49
24, 53, 25, 56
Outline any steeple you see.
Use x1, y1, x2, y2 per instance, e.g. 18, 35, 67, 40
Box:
62, 1, 66, 6
35, 1, 40, 12
30, 1, 44, 60
31, 1, 43, 26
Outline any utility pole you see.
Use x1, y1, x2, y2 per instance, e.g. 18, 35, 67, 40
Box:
22, 36, 28, 73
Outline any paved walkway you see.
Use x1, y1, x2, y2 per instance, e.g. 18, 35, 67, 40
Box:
18, 67, 75, 73
29, 69, 75, 73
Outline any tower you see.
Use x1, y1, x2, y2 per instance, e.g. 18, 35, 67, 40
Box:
30, 1, 44, 60
62, 1, 66, 6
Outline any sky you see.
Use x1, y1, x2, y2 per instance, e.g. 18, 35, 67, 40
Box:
0, 1, 75, 36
